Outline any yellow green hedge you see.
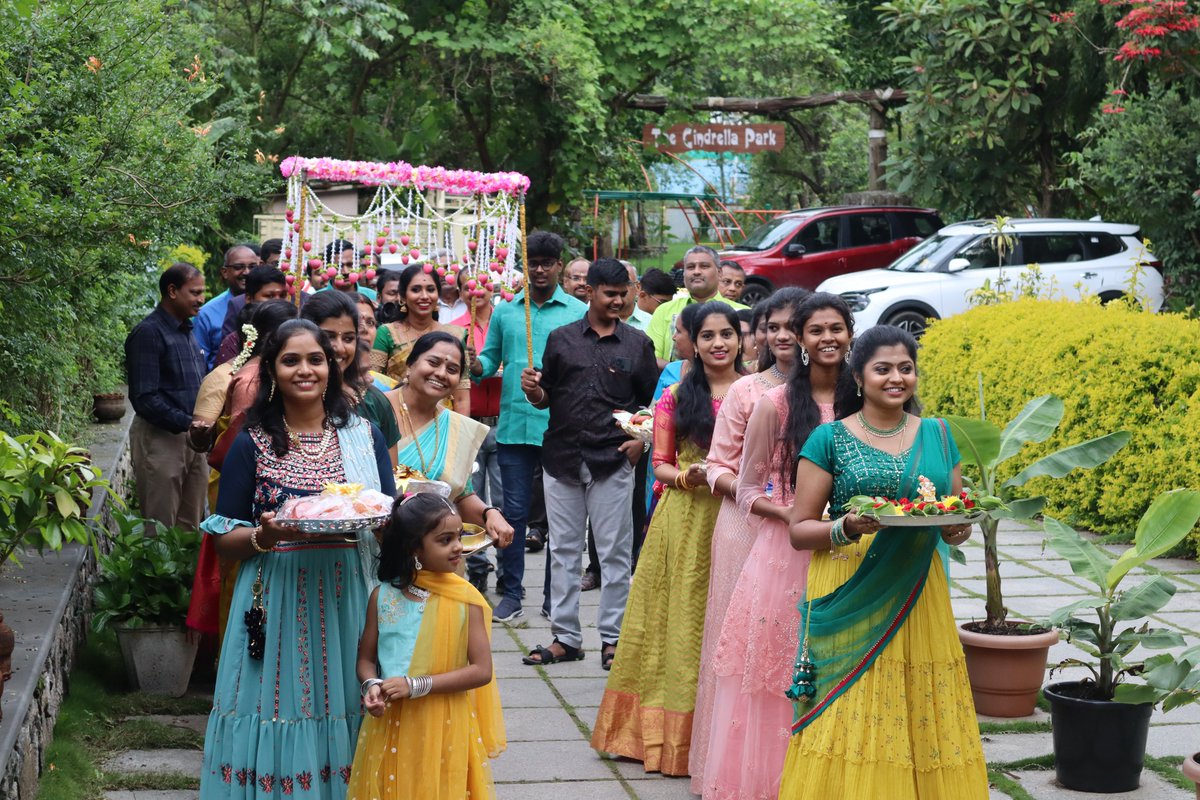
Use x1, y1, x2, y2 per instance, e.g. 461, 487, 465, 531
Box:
919, 299, 1200, 550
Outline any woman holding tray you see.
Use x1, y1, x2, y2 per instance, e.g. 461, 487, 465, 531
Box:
197, 319, 396, 800
779, 324, 987, 799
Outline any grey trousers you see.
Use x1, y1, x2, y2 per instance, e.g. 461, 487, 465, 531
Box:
130, 415, 209, 531
467, 425, 502, 577
543, 459, 634, 650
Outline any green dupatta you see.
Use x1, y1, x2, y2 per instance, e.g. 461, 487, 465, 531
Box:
790, 418, 955, 734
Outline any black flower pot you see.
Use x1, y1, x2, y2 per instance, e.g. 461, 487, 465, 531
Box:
1045, 680, 1153, 793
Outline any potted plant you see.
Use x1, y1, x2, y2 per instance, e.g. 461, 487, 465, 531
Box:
92, 390, 127, 422
1042, 488, 1200, 793
946, 387, 1130, 716
0, 431, 106, 719
92, 511, 202, 696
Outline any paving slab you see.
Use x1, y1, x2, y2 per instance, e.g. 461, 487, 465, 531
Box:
622, 776, 701, 799
127, 715, 208, 734
491, 739, 615, 782
499, 677, 564, 709
496, 781, 631, 800
101, 749, 203, 776
552, 676, 611, 713
503, 707, 589, 742
1003, 768, 1191, 798
981, 732, 1053, 764
1145, 722, 1200, 758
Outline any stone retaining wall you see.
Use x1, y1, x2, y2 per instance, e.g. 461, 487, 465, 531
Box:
0, 401, 134, 800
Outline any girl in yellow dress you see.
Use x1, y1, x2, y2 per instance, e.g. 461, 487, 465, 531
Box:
780, 325, 987, 799
347, 493, 505, 800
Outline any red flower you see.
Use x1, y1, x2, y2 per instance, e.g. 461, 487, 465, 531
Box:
281, 776, 295, 795
296, 771, 313, 791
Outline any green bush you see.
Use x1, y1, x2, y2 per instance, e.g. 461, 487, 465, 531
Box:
92, 512, 201, 631
920, 299, 1200, 551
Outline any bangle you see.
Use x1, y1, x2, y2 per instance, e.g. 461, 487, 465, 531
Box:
249, 525, 272, 554
675, 473, 693, 491
830, 517, 858, 548
408, 674, 432, 699
360, 677, 383, 698
482, 506, 501, 523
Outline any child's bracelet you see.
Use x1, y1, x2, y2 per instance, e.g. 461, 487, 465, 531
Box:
359, 678, 383, 698
408, 675, 433, 699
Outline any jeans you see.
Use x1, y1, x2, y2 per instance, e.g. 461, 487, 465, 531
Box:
544, 460, 635, 649
467, 426, 503, 578
496, 442, 541, 603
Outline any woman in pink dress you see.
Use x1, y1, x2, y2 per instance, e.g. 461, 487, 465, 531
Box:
688, 288, 807, 791
700, 292, 854, 800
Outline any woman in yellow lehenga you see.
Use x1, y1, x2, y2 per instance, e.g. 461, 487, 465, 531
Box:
347, 493, 505, 800
780, 325, 987, 799
590, 302, 745, 775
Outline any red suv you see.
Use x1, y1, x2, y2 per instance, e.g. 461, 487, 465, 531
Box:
720, 206, 943, 304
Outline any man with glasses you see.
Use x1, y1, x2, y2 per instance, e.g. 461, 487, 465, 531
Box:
194, 244, 257, 371
470, 231, 586, 623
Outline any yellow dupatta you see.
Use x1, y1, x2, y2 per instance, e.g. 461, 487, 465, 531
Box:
347, 571, 505, 800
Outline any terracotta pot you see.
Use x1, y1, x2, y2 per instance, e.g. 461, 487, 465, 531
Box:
93, 392, 127, 422
1182, 752, 1200, 799
0, 612, 13, 681
958, 622, 1059, 717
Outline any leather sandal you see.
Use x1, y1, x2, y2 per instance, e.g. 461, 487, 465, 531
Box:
601, 642, 618, 671
522, 638, 585, 665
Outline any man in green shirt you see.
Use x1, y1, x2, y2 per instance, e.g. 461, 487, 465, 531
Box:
470, 231, 586, 622
645, 244, 748, 368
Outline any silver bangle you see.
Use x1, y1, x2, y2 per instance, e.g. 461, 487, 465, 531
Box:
408, 674, 433, 699
359, 677, 383, 698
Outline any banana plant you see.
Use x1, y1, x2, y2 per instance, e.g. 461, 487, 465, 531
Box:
946, 382, 1130, 628
1043, 489, 1200, 702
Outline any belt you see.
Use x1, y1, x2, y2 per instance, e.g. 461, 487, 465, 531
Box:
473, 415, 499, 427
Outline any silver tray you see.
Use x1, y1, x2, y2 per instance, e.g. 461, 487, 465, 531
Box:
277, 514, 389, 534
867, 511, 987, 527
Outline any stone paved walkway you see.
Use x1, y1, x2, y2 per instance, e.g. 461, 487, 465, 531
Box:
101, 519, 1200, 799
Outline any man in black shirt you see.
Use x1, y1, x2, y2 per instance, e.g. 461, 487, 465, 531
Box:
520, 259, 656, 669
124, 262, 209, 530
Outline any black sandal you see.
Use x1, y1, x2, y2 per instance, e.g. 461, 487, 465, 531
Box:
522, 638, 585, 665
601, 642, 618, 671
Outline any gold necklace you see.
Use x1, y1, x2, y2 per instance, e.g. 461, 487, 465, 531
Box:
859, 415, 909, 495
284, 417, 334, 459
398, 398, 440, 476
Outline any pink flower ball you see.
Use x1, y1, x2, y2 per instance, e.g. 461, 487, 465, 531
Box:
285, 209, 295, 223
362, 244, 373, 255
285, 249, 293, 260
302, 241, 313, 252
285, 274, 296, 285
375, 237, 385, 248
388, 244, 398, 254
348, 272, 359, 284
364, 269, 376, 281
467, 240, 478, 251
495, 246, 509, 260
410, 249, 421, 259
334, 278, 346, 289
401, 256, 410, 264
422, 263, 434, 274
381, 226, 390, 236
400, 235, 411, 246
436, 267, 446, 277
326, 267, 338, 279
293, 222, 302, 233
502, 291, 514, 301
466, 278, 477, 291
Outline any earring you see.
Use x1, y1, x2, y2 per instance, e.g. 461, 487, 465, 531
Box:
800, 347, 810, 367
856, 383, 862, 397
845, 348, 852, 364
322, 383, 327, 401
414, 556, 423, 571
268, 381, 276, 402
399, 301, 407, 314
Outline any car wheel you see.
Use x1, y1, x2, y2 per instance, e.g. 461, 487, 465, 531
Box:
1098, 291, 1125, 305
882, 307, 937, 337
739, 280, 773, 306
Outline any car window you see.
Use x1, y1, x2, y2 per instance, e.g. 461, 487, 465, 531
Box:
793, 218, 840, 254
1083, 233, 1124, 259
735, 217, 804, 252
889, 233, 973, 272
847, 213, 892, 247
956, 236, 1020, 270
1020, 234, 1088, 264
893, 213, 938, 238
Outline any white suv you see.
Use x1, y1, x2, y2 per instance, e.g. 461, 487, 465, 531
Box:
817, 219, 1165, 335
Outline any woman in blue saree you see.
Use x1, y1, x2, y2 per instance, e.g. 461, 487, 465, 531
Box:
780, 325, 988, 799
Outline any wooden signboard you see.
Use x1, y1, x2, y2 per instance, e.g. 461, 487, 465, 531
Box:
642, 122, 785, 153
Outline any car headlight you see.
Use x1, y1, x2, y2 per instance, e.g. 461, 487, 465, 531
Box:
840, 288, 887, 312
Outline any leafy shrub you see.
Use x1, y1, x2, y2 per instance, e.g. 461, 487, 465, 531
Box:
92, 512, 201, 631
0, 430, 109, 564
920, 299, 1200, 551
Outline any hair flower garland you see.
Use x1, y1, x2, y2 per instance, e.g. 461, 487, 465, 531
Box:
230, 323, 258, 374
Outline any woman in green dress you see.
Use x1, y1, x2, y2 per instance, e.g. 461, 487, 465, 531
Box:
780, 324, 987, 799
590, 302, 745, 776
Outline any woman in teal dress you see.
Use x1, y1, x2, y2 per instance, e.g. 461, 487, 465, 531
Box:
780, 324, 987, 799
199, 320, 396, 800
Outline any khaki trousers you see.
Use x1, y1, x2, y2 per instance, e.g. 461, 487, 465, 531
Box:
130, 415, 209, 531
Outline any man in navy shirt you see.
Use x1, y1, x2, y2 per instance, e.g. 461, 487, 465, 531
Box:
125, 262, 209, 530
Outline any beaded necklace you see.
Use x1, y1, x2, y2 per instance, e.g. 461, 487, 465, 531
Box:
857, 410, 907, 438
284, 417, 334, 459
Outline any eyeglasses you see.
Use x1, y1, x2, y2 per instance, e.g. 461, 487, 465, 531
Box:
527, 259, 559, 272
647, 294, 672, 308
